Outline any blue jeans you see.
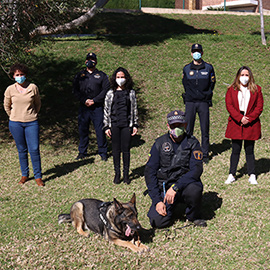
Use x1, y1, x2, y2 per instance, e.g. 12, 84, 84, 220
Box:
9, 120, 42, 179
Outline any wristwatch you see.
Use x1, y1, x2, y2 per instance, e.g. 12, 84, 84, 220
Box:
171, 184, 179, 192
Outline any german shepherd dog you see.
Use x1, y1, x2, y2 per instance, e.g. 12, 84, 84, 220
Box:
58, 193, 149, 253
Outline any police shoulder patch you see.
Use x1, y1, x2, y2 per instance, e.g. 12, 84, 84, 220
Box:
193, 150, 203, 160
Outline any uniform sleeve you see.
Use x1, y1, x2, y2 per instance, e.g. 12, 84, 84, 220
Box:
182, 67, 188, 91
174, 140, 203, 191
3, 87, 12, 117
209, 65, 216, 91
72, 73, 88, 104
93, 74, 110, 104
144, 143, 163, 206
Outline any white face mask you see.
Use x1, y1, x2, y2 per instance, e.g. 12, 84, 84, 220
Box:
239, 76, 249, 86
116, 78, 126, 87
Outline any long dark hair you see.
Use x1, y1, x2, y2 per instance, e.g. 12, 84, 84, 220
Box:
110, 67, 134, 92
229, 66, 257, 94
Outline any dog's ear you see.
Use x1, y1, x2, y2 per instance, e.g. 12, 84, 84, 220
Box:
113, 198, 123, 211
129, 193, 136, 205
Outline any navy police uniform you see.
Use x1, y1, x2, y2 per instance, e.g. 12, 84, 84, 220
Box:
73, 67, 110, 158
182, 56, 216, 160
145, 132, 204, 229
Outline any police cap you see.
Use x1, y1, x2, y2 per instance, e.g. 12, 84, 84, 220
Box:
191, 43, 203, 52
86, 52, 97, 60
167, 110, 186, 125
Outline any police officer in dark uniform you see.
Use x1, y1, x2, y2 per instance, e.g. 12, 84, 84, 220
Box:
145, 110, 207, 229
182, 44, 216, 163
73, 52, 110, 161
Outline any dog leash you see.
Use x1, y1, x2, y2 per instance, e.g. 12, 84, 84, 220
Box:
160, 223, 194, 239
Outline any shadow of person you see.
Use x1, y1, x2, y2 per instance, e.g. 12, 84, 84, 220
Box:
139, 227, 155, 244
42, 157, 95, 183
201, 191, 223, 220
237, 158, 270, 178
130, 134, 145, 149
130, 164, 145, 182
209, 139, 231, 160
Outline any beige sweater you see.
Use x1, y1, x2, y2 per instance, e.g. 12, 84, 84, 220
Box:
4, 83, 41, 122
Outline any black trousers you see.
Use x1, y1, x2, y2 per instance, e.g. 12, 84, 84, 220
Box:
229, 139, 255, 175
147, 182, 203, 229
185, 102, 210, 158
111, 125, 131, 154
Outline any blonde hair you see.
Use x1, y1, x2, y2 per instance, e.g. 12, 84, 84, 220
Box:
229, 66, 257, 94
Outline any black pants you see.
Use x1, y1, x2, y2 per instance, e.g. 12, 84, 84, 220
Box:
78, 106, 107, 157
111, 125, 131, 154
147, 182, 203, 229
185, 102, 209, 158
229, 139, 255, 175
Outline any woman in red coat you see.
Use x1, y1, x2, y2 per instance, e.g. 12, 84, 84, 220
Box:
225, 66, 263, 185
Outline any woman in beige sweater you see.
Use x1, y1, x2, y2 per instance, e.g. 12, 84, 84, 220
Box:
4, 63, 44, 186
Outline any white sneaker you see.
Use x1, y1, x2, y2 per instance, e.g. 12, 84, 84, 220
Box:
225, 174, 236, 184
248, 174, 258, 185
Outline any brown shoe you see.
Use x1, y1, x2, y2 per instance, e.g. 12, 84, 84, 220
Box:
35, 178, 45, 187
19, 176, 28, 185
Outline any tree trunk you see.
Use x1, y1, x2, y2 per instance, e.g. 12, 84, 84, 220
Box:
30, 0, 110, 38
259, 0, 266, 45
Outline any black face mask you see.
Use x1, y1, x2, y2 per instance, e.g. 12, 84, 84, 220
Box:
86, 60, 96, 68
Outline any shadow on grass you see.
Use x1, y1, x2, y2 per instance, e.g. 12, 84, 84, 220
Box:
42, 157, 95, 183
209, 139, 231, 160
237, 158, 270, 178
51, 12, 215, 46
201, 191, 223, 220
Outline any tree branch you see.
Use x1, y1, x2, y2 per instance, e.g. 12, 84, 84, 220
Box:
30, 0, 110, 38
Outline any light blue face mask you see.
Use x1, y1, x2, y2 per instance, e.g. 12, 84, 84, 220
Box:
193, 52, 202, 61
15, 76, 26, 84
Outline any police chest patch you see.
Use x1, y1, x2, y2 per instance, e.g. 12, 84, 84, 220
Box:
94, 74, 101, 79
201, 72, 208, 75
189, 71, 194, 76
162, 142, 172, 152
193, 150, 203, 160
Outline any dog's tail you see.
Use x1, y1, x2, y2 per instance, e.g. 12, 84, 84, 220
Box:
58, 214, 72, 224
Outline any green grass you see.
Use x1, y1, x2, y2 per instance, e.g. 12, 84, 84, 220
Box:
0, 12, 270, 269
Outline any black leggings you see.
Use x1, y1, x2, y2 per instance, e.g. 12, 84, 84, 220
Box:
111, 125, 131, 153
229, 140, 255, 176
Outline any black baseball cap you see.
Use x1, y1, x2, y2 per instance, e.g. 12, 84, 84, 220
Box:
86, 52, 97, 60
191, 44, 203, 52
167, 110, 186, 125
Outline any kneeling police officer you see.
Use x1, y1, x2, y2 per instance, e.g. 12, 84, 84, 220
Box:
145, 110, 207, 228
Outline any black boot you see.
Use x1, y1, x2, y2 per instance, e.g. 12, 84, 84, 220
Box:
113, 151, 121, 184
123, 152, 131, 184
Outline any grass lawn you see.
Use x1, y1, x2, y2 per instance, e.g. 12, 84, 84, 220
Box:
0, 12, 270, 269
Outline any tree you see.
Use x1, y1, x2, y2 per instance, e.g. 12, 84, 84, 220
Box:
30, 0, 110, 37
259, 0, 266, 45
0, 0, 109, 73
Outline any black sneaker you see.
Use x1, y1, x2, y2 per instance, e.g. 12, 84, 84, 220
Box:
100, 155, 108, 162
193, 219, 207, 227
75, 153, 88, 160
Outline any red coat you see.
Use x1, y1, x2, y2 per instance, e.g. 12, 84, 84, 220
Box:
225, 85, 263, 140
